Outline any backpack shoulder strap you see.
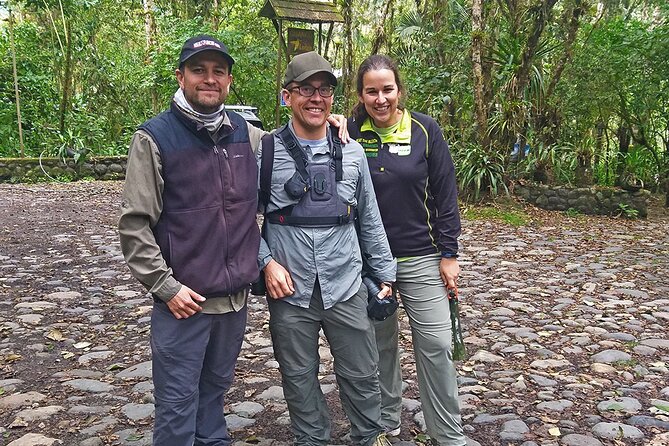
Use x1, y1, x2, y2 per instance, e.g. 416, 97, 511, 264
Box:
328, 127, 343, 181
259, 133, 275, 209
277, 125, 309, 180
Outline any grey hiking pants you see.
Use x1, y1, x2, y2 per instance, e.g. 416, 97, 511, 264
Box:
151, 300, 247, 446
373, 254, 466, 446
268, 283, 383, 446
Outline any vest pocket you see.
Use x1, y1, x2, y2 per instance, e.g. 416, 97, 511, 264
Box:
166, 206, 229, 295
309, 164, 334, 202
224, 144, 257, 202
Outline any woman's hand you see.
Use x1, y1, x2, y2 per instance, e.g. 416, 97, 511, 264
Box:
326, 114, 350, 143
440, 257, 460, 298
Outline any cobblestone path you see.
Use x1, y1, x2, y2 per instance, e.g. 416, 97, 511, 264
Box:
1, 182, 668, 446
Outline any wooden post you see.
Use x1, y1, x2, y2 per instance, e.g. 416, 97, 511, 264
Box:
9, 7, 25, 157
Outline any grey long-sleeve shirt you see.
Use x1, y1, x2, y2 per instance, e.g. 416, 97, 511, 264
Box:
118, 113, 266, 314
257, 122, 396, 309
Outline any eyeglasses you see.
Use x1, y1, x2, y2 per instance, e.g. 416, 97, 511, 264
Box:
287, 85, 335, 98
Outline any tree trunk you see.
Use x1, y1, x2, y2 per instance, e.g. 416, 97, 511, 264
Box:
59, 23, 73, 133
143, 0, 156, 49
324, 23, 334, 58
471, 0, 488, 147
429, 0, 446, 66
509, 0, 558, 101
615, 124, 630, 186
505, 0, 521, 37
545, 0, 584, 101
9, 8, 25, 157
274, 19, 283, 128
143, 0, 158, 113
341, 0, 354, 112
211, 0, 220, 31
594, 119, 605, 170
574, 150, 593, 186
416, 0, 425, 15
664, 137, 669, 207
663, 166, 669, 207
505, 0, 558, 148
482, 6, 495, 109
370, 0, 395, 55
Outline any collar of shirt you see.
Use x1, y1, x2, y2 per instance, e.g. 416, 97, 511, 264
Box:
289, 120, 331, 158
361, 110, 412, 145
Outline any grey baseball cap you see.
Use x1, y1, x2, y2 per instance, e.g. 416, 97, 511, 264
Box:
179, 35, 235, 68
283, 51, 337, 87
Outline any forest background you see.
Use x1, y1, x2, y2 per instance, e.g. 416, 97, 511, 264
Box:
1, 0, 668, 202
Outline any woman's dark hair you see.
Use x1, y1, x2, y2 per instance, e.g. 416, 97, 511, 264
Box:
351, 54, 405, 123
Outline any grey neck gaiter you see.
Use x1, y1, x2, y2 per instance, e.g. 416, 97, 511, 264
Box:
173, 88, 226, 133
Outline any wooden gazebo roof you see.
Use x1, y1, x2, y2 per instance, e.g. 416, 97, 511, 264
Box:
259, 0, 343, 126
259, 0, 344, 23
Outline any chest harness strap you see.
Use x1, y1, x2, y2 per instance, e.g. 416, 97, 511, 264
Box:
261, 125, 355, 227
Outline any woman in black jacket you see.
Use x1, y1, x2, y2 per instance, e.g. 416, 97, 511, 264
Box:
348, 54, 466, 446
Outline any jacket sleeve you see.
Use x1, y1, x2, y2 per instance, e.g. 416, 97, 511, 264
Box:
426, 119, 461, 255
118, 131, 181, 301
246, 122, 268, 154
355, 147, 397, 282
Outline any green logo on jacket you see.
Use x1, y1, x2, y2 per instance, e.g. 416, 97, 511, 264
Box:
358, 138, 379, 158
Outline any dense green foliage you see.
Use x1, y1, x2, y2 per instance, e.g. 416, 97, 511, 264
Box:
380, 1, 668, 199
1, 0, 278, 158
1, 0, 668, 201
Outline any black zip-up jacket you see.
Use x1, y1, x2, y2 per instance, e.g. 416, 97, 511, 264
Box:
348, 111, 461, 257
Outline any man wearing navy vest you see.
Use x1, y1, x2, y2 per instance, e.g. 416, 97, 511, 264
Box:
119, 35, 263, 445
257, 52, 396, 446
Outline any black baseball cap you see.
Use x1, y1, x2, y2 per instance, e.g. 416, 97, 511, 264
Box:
283, 51, 337, 88
179, 35, 235, 68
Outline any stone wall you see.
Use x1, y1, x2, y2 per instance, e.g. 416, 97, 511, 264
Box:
0, 158, 652, 218
0, 156, 127, 183
515, 183, 650, 217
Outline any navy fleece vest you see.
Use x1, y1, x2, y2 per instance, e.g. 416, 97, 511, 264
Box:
140, 104, 260, 297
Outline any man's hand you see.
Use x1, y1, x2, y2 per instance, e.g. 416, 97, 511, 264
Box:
166, 285, 206, 319
263, 259, 295, 299
327, 114, 350, 143
440, 258, 460, 298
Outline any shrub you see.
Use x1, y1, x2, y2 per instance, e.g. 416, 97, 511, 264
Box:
453, 143, 508, 201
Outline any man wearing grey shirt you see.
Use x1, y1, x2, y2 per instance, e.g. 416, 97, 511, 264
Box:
257, 52, 396, 446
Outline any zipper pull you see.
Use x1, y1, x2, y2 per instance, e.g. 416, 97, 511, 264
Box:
213, 145, 219, 154
221, 147, 229, 158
